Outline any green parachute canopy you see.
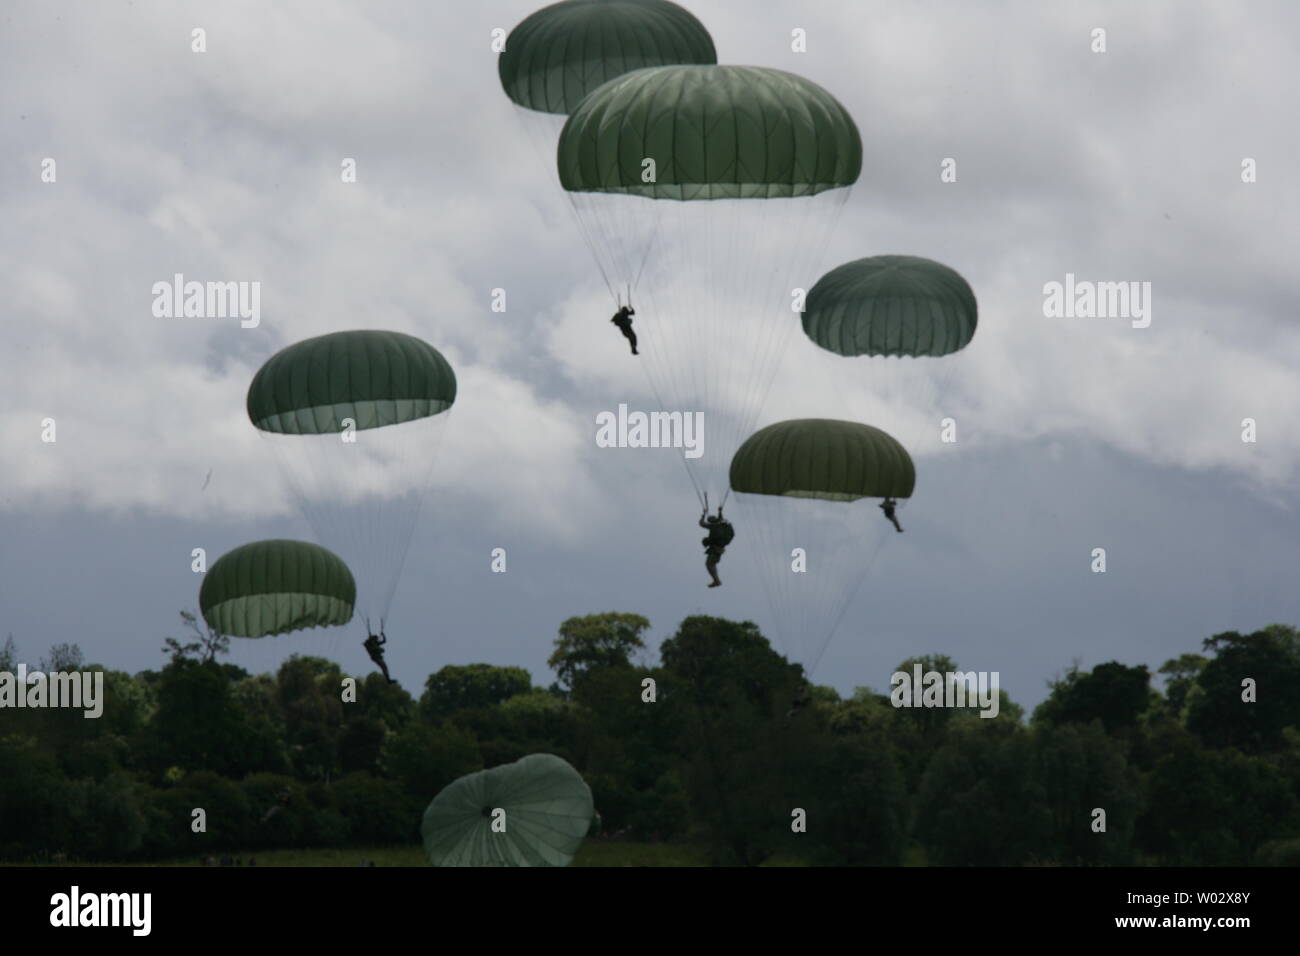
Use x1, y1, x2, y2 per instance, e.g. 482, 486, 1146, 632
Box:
729, 419, 915, 501
558, 64, 863, 200
199, 539, 356, 638
246, 330, 456, 435
421, 754, 595, 867
500, 0, 716, 114
803, 255, 977, 358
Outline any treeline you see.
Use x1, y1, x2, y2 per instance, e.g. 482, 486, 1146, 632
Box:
1, 615, 1299, 866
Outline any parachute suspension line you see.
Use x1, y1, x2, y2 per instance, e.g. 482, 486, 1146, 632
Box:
704, 198, 749, 498
629, 203, 662, 296
264, 411, 448, 638
733, 200, 784, 481
751, 190, 852, 435
705, 189, 852, 510
380, 410, 451, 623
807, 505, 894, 676
355, 425, 387, 623
565, 192, 621, 304
683, 205, 712, 507
517, 107, 641, 309
739, 494, 797, 668
671, 203, 703, 492
571, 188, 852, 513
644, 361, 707, 511
672, 216, 710, 514
609, 211, 706, 512
630, 200, 707, 508
249, 433, 346, 671
515, 107, 620, 307
735, 490, 898, 679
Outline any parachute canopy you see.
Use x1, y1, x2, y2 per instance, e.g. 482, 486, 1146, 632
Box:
558, 64, 863, 200
729, 421, 915, 673
421, 754, 595, 867
247, 330, 456, 435
199, 539, 356, 638
803, 255, 977, 358
729, 419, 915, 501
499, 0, 716, 114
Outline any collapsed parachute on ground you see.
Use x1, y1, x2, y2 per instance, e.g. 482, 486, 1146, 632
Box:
421, 754, 595, 867
199, 539, 356, 638
729, 419, 914, 673
247, 330, 456, 632
559, 65, 862, 508
499, 0, 716, 115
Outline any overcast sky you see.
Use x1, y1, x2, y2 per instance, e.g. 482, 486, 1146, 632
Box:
3, 0, 1298, 708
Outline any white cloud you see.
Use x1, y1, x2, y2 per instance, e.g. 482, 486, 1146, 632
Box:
4, 0, 1298, 537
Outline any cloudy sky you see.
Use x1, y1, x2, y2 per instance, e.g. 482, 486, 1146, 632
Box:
3, 0, 1297, 707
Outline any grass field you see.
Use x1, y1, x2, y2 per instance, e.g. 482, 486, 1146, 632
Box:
7, 840, 819, 867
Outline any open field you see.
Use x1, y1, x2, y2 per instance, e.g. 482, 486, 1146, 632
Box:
2, 840, 825, 867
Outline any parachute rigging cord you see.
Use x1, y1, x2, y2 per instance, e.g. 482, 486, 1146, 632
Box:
510, 100, 676, 508
260, 411, 452, 633
510, 106, 653, 308
246, 328, 456, 675
736, 492, 898, 677
568, 188, 850, 513
728, 420, 915, 676
554, 64, 862, 514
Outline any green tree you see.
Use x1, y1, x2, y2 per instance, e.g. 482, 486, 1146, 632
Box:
1028, 721, 1140, 864
1157, 652, 1208, 718
333, 771, 419, 844
39, 642, 84, 672
497, 690, 587, 764
352, 671, 415, 732
276, 656, 346, 780
575, 665, 685, 839
915, 720, 1052, 865
1140, 728, 1300, 863
548, 612, 649, 693
892, 654, 990, 733
0, 735, 74, 860
1032, 661, 1153, 734
338, 715, 388, 775
1186, 626, 1300, 753
382, 721, 482, 800
802, 730, 907, 865
162, 610, 229, 664
144, 659, 282, 777
419, 663, 531, 721
62, 772, 148, 861
659, 616, 808, 866
0, 634, 17, 671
